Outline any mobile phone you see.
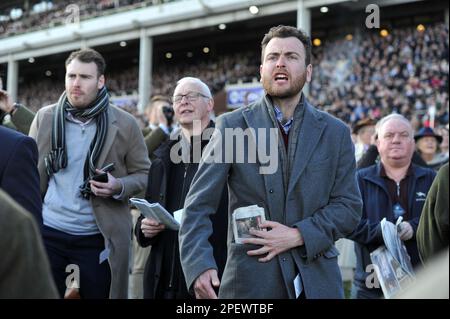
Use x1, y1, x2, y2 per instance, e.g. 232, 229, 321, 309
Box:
101, 163, 115, 173
92, 172, 108, 183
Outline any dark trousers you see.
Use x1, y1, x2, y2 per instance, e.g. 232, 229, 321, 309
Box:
42, 225, 111, 299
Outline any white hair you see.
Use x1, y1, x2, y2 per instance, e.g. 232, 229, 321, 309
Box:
175, 77, 212, 98
376, 113, 413, 138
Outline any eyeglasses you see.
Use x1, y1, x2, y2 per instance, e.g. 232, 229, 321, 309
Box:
172, 92, 210, 104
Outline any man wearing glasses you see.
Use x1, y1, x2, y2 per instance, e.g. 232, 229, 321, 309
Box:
134, 77, 228, 299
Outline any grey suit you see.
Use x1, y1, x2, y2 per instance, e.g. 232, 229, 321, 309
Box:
179, 95, 362, 299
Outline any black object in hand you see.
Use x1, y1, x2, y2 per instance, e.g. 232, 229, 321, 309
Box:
92, 172, 108, 183
162, 106, 174, 126
101, 162, 115, 173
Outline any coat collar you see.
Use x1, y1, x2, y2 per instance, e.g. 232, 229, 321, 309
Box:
363, 162, 428, 189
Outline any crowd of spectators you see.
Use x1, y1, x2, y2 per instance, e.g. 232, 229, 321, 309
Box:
14, 22, 449, 131
0, 0, 176, 38
309, 23, 449, 130
17, 50, 259, 112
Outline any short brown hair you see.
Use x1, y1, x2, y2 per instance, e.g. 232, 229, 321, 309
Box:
150, 95, 171, 105
65, 49, 106, 77
261, 25, 312, 66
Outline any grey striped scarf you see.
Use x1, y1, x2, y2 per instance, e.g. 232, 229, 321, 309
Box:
45, 86, 109, 199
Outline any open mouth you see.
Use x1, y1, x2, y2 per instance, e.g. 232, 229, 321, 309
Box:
274, 74, 289, 83
181, 110, 193, 115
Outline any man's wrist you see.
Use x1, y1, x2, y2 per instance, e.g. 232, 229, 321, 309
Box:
292, 227, 304, 247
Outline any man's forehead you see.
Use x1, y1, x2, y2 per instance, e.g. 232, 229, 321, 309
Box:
174, 83, 200, 94
66, 60, 97, 73
381, 119, 411, 132
264, 37, 304, 54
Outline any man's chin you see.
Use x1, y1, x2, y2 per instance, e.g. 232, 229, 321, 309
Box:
68, 98, 88, 108
265, 86, 303, 99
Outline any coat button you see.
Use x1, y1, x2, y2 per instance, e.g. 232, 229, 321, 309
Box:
159, 193, 164, 199
269, 189, 274, 193
282, 257, 286, 261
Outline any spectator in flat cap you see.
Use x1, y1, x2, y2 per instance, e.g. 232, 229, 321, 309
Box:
353, 118, 377, 162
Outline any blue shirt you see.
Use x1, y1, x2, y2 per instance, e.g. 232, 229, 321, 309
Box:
273, 105, 293, 134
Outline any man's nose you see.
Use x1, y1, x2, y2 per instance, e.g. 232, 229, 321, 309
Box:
276, 56, 286, 68
73, 76, 81, 86
179, 95, 190, 104
392, 133, 402, 143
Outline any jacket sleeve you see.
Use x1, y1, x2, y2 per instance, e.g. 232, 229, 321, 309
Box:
2, 134, 42, 225
11, 104, 35, 135
293, 124, 363, 261
144, 127, 168, 159
179, 116, 231, 291
417, 164, 449, 263
347, 171, 384, 246
134, 213, 162, 247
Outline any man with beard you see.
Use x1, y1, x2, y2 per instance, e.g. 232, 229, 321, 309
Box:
29, 49, 150, 298
179, 25, 362, 299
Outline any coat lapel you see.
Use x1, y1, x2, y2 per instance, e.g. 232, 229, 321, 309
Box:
97, 105, 118, 168
39, 108, 55, 194
242, 101, 273, 166
287, 101, 327, 195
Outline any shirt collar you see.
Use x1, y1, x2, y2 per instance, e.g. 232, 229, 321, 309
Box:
380, 163, 414, 179
273, 105, 294, 134
66, 112, 94, 126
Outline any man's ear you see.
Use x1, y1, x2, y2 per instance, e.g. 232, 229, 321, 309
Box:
207, 97, 214, 113
306, 64, 313, 83
97, 74, 105, 89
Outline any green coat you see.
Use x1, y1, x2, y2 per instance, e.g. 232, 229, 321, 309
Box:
142, 126, 168, 160
0, 189, 58, 298
417, 163, 449, 263
1, 105, 35, 135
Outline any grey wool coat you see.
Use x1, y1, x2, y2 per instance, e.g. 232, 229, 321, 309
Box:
29, 103, 150, 298
179, 95, 362, 299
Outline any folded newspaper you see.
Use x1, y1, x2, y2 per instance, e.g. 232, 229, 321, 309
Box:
232, 205, 266, 244
129, 198, 180, 231
370, 217, 415, 299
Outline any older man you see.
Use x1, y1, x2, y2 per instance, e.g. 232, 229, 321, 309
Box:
349, 114, 436, 299
29, 49, 150, 298
135, 77, 227, 299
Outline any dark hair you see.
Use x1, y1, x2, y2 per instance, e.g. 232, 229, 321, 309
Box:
261, 25, 312, 66
65, 49, 106, 77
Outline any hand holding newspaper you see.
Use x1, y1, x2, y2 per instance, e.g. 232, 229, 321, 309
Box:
232, 205, 266, 244
370, 217, 415, 299
130, 198, 180, 231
